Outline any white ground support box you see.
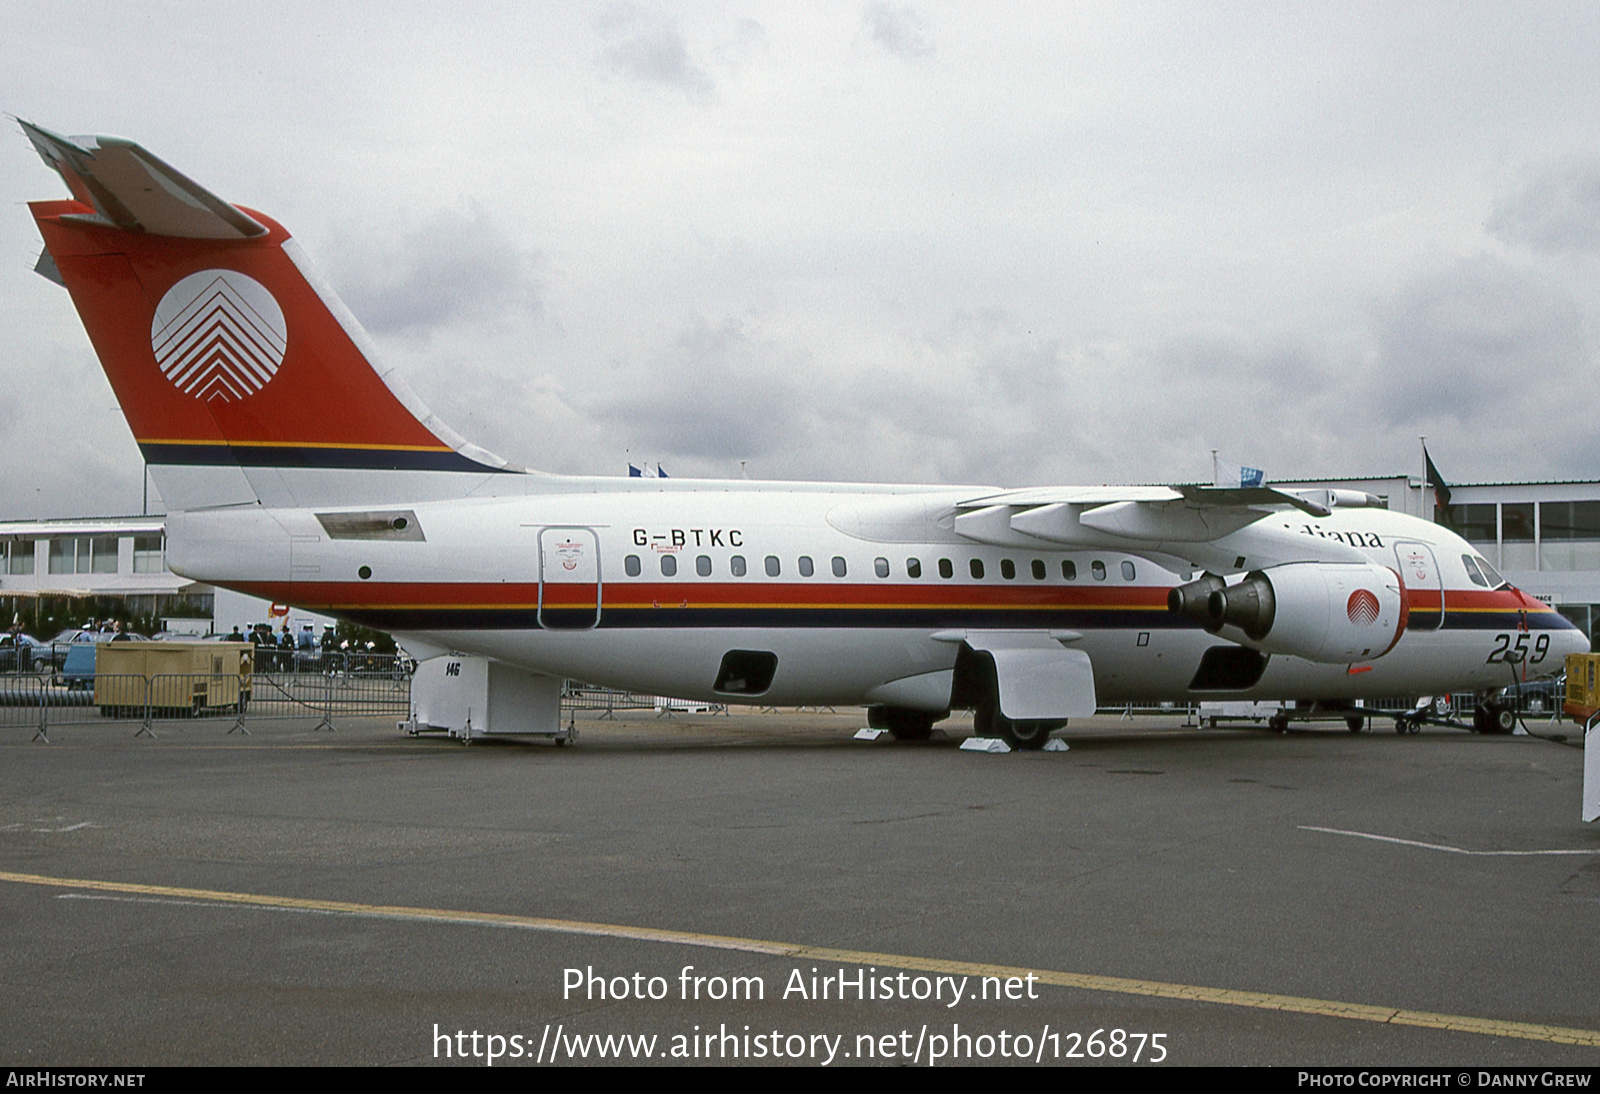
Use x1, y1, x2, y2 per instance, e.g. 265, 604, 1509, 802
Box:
401, 654, 570, 742
1197, 700, 1281, 727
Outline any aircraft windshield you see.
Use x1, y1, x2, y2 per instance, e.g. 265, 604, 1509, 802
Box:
1474, 555, 1507, 589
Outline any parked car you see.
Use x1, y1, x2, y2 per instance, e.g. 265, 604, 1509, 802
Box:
0, 634, 53, 673
55, 630, 148, 688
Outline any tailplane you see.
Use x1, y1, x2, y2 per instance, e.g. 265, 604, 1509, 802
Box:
23, 121, 517, 511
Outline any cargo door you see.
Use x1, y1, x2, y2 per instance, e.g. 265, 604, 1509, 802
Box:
539, 527, 601, 629
1394, 541, 1443, 631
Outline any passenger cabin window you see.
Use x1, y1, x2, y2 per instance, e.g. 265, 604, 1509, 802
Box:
970, 559, 985, 579
1121, 560, 1136, 581
696, 555, 712, 577
938, 558, 953, 579
1000, 559, 1016, 580
765, 555, 781, 577
832, 556, 847, 578
874, 557, 890, 578
1062, 560, 1077, 580
1031, 559, 1046, 581
731, 555, 747, 577
907, 558, 922, 578
625, 554, 642, 577
799, 556, 815, 577
1091, 560, 1107, 581
660, 554, 678, 577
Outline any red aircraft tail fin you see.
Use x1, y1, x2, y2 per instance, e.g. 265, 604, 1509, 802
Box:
24, 121, 513, 510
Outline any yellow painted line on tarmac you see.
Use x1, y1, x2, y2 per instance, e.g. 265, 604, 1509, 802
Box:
5, 868, 1597, 1048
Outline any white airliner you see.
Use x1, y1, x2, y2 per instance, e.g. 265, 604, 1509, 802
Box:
21, 121, 1587, 746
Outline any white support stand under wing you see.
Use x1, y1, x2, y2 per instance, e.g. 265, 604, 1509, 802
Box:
403, 654, 569, 742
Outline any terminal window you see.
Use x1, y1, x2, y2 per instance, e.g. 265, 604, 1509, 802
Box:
49, 536, 118, 575
3, 541, 32, 575
133, 535, 165, 573
1538, 501, 1600, 571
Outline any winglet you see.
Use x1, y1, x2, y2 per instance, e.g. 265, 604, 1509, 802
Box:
21, 119, 266, 239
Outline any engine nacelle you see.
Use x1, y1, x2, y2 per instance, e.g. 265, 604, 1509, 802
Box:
1168, 562, 1407, 663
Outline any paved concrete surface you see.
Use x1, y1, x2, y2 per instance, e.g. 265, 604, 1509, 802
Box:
1, 709, 1597, 1066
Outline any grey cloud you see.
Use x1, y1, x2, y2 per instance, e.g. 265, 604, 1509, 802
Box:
1488, 161, 1600, 255
1370, 255, 1587, 426
327, 203, 544, 337
597, 11, 716, 101
592, 317, 812, 461
863, 3, 934, 60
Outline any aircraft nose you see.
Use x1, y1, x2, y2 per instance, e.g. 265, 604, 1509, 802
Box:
1555, 615, 1592, 659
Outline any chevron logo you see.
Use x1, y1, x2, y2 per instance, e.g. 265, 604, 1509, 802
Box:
1347, 588, 1381, 626
150, 270, 287, 402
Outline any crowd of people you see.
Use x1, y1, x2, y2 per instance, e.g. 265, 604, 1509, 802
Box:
232, 623, 388, 674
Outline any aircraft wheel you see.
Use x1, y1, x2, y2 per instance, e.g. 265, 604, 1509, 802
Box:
1394, 716, 1409, 734
1346, 715, 1364, 733
882, 707, 937, 742
1268, 712, 1290, 734
1483, 704, 1517, 735
976, 699, 1052, 750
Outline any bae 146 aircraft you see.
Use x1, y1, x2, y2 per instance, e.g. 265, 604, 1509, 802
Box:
20, 121, 1588, 746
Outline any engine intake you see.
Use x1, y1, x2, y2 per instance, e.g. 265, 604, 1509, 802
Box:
1168, 563, 1405, 663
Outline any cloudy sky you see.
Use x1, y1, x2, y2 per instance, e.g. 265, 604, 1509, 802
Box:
4, 2, 1600, 518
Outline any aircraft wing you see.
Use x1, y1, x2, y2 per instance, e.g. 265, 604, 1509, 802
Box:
957, 484, 1366, 518
22, 120, 266, 239
951, 484, 1383, 572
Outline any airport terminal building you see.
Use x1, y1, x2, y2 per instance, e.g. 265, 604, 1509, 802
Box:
0, 515, 329, 637
3, 473, 1599, 649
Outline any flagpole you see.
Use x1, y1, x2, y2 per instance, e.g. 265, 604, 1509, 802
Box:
1211, 449, 1218, 488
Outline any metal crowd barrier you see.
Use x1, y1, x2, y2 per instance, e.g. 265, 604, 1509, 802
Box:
561, 683, 664, 720
1, 655, 415, 741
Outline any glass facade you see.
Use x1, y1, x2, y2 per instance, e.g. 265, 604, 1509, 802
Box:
1538, 501, 1600, 571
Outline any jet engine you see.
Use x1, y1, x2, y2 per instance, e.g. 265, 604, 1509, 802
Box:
1168, 563, 1407, 664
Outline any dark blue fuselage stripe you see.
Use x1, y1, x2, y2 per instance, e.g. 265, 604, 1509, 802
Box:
327, 604, 1582, 633
141, 443, 506, 472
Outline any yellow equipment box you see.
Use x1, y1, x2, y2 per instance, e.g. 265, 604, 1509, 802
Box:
1564, 652, 1600, 723
94, 641, 254, 715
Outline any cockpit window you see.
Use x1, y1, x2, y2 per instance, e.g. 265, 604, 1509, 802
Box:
1474, 556, 1507, 589
1461, 554, 1488, 587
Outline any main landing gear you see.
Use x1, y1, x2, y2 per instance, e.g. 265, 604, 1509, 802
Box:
867, 705, 941, 742
973, 698, 1064, 750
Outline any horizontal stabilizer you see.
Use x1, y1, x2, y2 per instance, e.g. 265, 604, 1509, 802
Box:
21, 120, 265, 239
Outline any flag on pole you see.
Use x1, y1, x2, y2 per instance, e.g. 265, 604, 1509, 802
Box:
1424, 446, 1451, 513
1213, 454, 1265, 489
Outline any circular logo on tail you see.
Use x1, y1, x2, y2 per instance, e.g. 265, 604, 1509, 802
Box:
150, 270, 286, 402
1347, 589, 1381, 626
